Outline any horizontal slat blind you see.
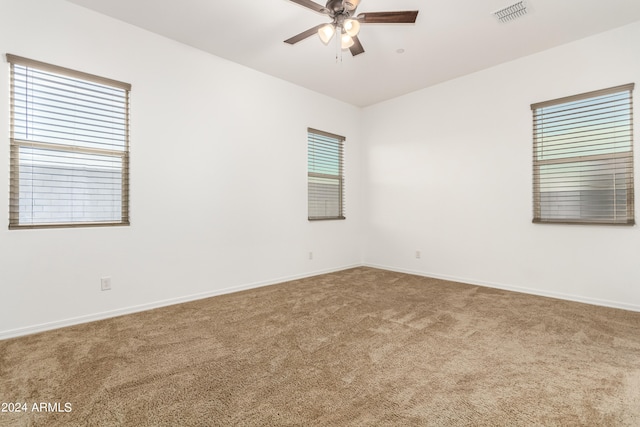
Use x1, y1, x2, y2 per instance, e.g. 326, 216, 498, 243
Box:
7, 54, 130, 229
308, 128, 345, 220
532, 84, 634, 225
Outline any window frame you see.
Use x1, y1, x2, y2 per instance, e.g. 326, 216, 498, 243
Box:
307, 127, 345, 221
531, 83, 635, 226
7, 54, 131, 230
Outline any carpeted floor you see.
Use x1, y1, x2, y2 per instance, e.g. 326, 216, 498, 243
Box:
1, 267, 640, 426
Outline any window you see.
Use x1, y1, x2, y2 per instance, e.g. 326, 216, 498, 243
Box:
307, 128, 345, 220
7, 54, 131, 229
531, 84, 634, 225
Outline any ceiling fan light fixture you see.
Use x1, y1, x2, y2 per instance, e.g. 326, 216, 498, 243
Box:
343, 1, 358, 11
343, 19, 360, 37
341, 33, 354, 49
318, 23, 336, 44
284, 0, 419, 57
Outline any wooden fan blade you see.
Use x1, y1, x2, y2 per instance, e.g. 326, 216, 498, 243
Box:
284, 24, 326, 45
289, 0, 329, 14
357, 11, 419, 24
349, 35, 365, 56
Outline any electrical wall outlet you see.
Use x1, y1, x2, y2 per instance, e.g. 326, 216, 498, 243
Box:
309, 251, 313, 260
101, 277, 112, 291
415, 250, 421, 259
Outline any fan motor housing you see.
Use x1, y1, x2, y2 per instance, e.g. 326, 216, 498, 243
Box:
326, 0, 349, 14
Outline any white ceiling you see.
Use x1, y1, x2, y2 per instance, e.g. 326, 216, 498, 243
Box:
66, 0, 640, 107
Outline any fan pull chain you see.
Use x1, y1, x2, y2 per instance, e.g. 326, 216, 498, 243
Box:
336, 26, 343, 64
335, 26, 340, 63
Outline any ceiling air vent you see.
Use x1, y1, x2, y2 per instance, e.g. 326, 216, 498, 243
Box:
493, 1, 528, 23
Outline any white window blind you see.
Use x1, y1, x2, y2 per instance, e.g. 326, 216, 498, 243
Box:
7, 54, 131, 229
531, 84, 634, 225
308, 128, 345, 220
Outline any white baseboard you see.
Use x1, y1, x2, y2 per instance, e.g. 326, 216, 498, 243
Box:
0, 264, 361, 341
5, 262, 637, 340
363, 262, 640, 313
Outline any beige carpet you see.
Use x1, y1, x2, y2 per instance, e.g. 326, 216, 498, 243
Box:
1, 267, 640, 426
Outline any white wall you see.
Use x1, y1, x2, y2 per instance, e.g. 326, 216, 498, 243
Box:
0, 0, 363, 338
362, 21, 640, 310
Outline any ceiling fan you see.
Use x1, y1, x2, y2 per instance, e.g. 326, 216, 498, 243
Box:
284, 0, 419, 56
